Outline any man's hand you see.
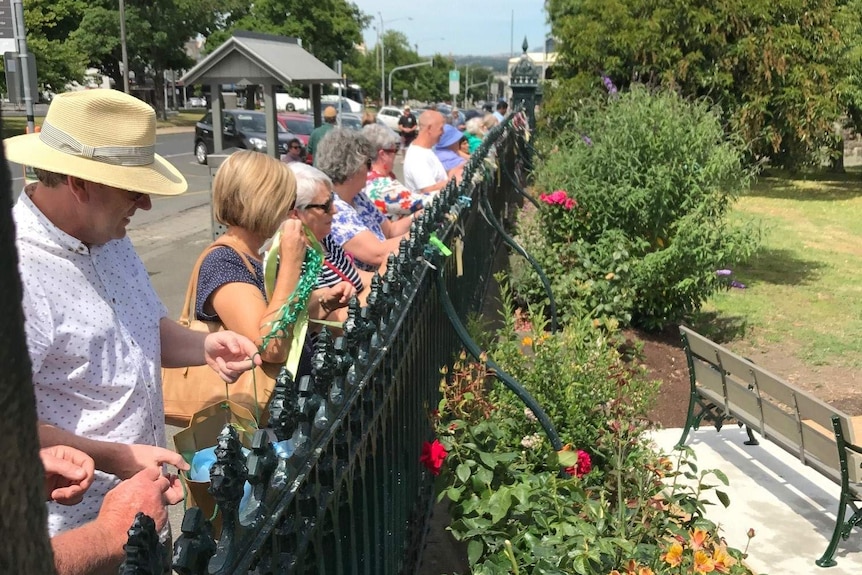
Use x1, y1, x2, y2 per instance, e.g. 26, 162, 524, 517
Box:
204, 331, 262, 382
41, 445, 95, 505
96, 468, 184, 545
104, 443, 190, 481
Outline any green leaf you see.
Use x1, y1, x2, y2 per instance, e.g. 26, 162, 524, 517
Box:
467, 540, 483, 565
456, 463, 472, 484
712, 468, 730, 486
446, 486, 463, 501
556, 450, 579, 467
479, 451, 498, 469
716, 490, 731, 508
488, 487, 512, 524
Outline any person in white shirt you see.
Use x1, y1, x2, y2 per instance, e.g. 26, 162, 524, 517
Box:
4, 89, 260, 543
493, 99, 508, 123
403, 110, 463, 193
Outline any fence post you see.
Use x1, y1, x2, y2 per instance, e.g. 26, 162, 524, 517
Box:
509, 37, 541, 130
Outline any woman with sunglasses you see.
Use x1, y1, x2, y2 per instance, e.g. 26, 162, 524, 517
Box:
281, 137, 305, 164
314, 128, 414, 272
361, 123, 430, 221
194, 151, 352, 370
288, 163, 371, 328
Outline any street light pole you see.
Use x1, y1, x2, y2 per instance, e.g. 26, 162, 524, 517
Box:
389, 61, 433, 107
378, 12, 385, 107
119, 0, 130, 93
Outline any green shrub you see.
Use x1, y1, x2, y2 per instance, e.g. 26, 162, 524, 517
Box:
509, 205, 635, 326
523, 84, 760, 330
485, 279, 655, 452
433, 352, 754, 574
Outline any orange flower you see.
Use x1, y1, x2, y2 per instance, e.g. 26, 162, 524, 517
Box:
712, 544, 736, 573
608, 571, 622, 575
690, 528, 709, 550
638, 568, 655, 575
662, 541, 683, 566
693, 550, 715, 574
521, 336, 534, 346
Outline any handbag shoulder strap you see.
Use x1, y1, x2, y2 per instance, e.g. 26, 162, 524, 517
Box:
179, 237, 260, 326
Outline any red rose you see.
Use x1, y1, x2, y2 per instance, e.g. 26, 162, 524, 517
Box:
565, 449, 592, 478
420, 439, 447, 476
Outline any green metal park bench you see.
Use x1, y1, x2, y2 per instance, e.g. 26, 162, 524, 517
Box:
677, 325, 862, 568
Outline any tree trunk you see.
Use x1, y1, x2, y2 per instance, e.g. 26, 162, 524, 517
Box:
0, 112, 57, 573
153, 69, 168, 121
830, 120, 846, 174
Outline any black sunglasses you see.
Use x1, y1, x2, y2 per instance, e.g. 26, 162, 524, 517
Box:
304, 193, 335, 213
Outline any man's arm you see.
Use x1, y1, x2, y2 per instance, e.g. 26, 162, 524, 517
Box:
52, 468, 184, 575
38, 423, 188, 480
159, 318, 260, 381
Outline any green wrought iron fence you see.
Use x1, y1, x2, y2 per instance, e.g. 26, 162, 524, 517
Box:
121, 111, 540, 575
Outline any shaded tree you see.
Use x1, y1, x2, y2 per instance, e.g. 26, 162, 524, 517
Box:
204, 0, 368, 70
546, 0, 855, 168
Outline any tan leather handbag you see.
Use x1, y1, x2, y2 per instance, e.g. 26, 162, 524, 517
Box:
161, 239, 279, 427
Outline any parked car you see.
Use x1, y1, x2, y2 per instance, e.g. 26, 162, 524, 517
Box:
193, 109, 295, 165
276, 112, 314, 146
338, 112, 363, 131
376, 106, 404, 130
277, 112, 316, 164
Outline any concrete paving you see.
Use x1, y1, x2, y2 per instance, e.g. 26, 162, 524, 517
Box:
652, 427, 862, 574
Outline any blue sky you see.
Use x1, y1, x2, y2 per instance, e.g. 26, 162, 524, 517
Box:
356, 0, 550, 57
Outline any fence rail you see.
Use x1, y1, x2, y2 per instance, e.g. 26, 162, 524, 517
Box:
122, 113, 534, 575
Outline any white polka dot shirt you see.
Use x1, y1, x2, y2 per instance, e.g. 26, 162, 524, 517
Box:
13, 192, 167, 535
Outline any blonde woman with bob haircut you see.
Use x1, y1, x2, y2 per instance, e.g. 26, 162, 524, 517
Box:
196, 151, 353, 367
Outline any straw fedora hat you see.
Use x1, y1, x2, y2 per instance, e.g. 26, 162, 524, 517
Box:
4, 89, 187, 196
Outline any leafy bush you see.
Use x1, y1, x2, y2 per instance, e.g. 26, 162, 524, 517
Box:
518, 84, 760, 330
509, 204, 635, 326
486, 279, 654, 452
432, 351, 755, 575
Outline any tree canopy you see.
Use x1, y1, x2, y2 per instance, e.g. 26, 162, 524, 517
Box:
546, 0, 862, 168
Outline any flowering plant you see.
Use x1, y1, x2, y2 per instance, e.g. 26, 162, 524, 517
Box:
539, 189, 577, 210
420, 439, 447, 476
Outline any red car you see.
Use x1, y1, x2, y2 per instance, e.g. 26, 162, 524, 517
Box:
277, 112, 315, 164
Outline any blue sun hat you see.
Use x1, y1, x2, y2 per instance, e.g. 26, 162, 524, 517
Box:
436, 124, 464, 149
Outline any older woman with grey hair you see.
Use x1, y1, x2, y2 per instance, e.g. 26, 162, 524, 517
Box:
314, 128, 413, 272
362, 123, 430, 221
287, 163, 370, 326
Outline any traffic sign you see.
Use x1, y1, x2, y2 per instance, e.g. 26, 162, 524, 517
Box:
0, 1, 16, 53
0, 2, 14, 38
448, 69, 460, 96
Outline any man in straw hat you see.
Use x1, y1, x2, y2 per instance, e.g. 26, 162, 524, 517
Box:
4, 89, 261, 539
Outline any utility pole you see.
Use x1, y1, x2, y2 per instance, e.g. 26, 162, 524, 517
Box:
378, 12, 385, 107
119, 0, 130, 93
12, 0, 34, 133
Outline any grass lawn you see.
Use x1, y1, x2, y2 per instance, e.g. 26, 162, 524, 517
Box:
698, 169, 862, 368
1, 110, 202, 139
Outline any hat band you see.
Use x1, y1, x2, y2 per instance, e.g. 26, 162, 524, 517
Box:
39, 121, 155, 167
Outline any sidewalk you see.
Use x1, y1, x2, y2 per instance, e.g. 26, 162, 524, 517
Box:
652, 427, 862, 574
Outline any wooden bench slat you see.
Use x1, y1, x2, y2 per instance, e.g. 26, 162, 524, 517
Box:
680, 325, 862, 567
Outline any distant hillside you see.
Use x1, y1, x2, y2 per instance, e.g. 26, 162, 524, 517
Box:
453, 55, 510, 73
